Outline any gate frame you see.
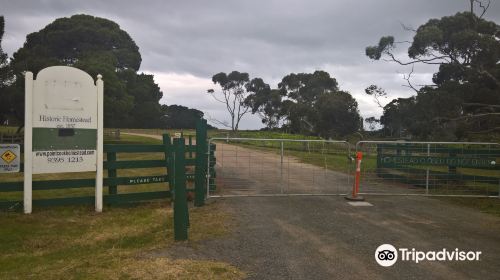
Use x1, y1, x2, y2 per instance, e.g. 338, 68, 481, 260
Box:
206, 137, 352, 198
355, 140, 500, 198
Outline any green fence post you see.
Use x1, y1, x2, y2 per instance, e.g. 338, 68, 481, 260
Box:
189, 135, 193, 158
107, 152, 117, 195
173, 138, 189, 241
162, 134, 172, 191
194, 119, 207, 207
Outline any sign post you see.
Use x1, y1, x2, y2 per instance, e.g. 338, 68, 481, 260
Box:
24, 72, 33, 214
24, 66, 103, 214
96, 74, 104, 212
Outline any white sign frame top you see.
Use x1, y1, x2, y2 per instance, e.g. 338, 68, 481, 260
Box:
24, 66, 104, 214
33, 66, 98, 129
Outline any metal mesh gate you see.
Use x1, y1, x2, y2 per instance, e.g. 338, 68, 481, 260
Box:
356, 141, 500, 197
207, 138, 351, 197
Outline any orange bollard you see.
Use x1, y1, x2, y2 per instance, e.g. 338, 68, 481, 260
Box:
345, 151, 365, 201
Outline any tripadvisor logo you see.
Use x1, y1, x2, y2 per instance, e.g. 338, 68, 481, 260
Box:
375, 244, 398, 267
375, 244, 481, 267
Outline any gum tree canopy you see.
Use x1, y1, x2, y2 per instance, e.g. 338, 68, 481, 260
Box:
6, 14, 164, 128
278, 71, 361, 137
0, 16, 8, 85
207, 71, 255, 131
243, 70, 362, 137
366, 10, 500, 140
0, 16, 15, 125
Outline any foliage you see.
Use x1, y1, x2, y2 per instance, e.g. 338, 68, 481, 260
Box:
278, 70, 362, 137
314, 91, 362, 138
364, 85, 387, 109
367, 11, 500, 140
2, 14, 170, 128
365, 36, 395, 60
364, 116, 380, 131
244, 78, 285, 129
0, 16, 14, 125
240, 70, 362, 137
162, 104, 206, 129
120, 71, 164, 128
380, 97, 417, 138
0, 16, 8, 86
207, 71, 254, 131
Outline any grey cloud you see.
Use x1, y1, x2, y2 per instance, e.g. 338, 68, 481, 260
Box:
1, 0, 499, 129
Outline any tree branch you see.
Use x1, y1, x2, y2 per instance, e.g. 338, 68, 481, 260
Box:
399, 21, 416, 32
384, 52, 449, 65
204, 112, 231, 129
463, 103, 500, 109
401, 65, 419, 93
473, 0, 491, 19
433, 112, 500, 122
466, 127, 500, 134
207, 90, 227, 104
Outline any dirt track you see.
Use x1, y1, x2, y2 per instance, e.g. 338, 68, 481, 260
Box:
162, 196, 500, 279
211, 142, 352, 196
128, 133, 500, 279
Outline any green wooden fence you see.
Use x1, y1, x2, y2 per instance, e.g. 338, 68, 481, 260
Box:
0, 119, 212, 240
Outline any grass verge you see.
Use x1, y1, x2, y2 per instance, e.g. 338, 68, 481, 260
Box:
434, 197, 500, 218
0, 201, 244, 279
1, 132, 244, 278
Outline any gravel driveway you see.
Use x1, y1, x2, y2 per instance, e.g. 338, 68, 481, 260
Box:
129, 134, 500, 279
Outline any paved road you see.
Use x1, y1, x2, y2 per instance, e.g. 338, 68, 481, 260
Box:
131, 133, 500, 279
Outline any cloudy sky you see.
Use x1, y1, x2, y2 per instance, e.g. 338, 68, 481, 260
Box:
1, 0, 499, 129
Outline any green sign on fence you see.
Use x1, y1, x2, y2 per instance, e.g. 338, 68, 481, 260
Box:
126, 175, 167, 185
380, 156, 497, 168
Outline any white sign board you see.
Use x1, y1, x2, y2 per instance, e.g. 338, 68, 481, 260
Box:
31, 66, 98, 174
24, 66, 104, 213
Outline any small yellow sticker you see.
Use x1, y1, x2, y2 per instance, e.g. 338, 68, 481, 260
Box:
1, 150, 17, 163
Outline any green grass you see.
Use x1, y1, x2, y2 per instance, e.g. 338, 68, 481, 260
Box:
105, 133, 163, 145
286, 149, 352, 173
209, 129, 323, 140
407, 165, 500, 178
0, 126, 21, 134
0, 202, 244, 279
119, 128, 323, 141
118, 128, 197, 137
434, 197, 500, 218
